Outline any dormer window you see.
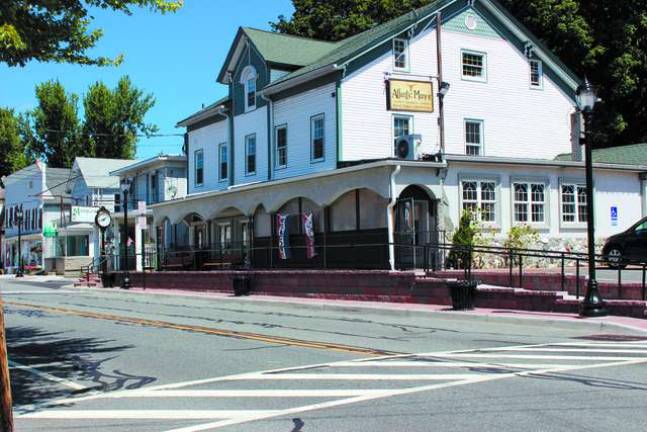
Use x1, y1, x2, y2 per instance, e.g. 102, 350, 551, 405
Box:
240, 66, 257, 112
393, 38, 409, 70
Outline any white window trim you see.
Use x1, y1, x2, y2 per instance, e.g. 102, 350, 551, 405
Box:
194, 149, 204, 187
510, 177, 550, 228
240, 65, 258, 112
392, 114, 414, 156
461, 49, 487, 82
310, 113, 325, 162
275, 124, 288, 169
458, 175, 501, 228
530, 59, 544, 89
464, 119, 484, 156
218, 142, 228, 182
245, 134, 257, 176
559, 178, 587, 229
393, 38, 410, 71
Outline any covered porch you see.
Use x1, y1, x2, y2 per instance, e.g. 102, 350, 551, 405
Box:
151, 160, 449, 271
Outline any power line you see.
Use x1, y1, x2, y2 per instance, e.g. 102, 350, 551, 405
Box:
41, 129, 184, 138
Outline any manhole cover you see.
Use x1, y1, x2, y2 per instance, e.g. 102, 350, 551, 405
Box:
573, 334, 647, 342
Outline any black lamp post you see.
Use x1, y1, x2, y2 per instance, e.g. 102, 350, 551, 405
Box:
120, 178, 132, 289
577, 78, 607, 317
437, 81, 450, 161
15, 207, 24, 278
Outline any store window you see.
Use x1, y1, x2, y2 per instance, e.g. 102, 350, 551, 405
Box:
461, 180, 497, 223
561, 184, 587, 223
513, 182, 546, 223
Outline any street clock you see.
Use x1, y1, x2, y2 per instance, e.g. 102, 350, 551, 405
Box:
95, 207, 112, 229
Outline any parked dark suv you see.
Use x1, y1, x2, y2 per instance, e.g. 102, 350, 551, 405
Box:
602, 216, 647, 268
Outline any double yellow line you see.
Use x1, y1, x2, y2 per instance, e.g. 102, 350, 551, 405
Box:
6, 301, 401, 357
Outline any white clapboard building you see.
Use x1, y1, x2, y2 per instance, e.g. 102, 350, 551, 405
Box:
152, 0, 647, 270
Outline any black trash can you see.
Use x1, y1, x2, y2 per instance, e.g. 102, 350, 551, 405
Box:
448, 279, 478, 310
100, 272, 115, 288
232, 274, 252, 296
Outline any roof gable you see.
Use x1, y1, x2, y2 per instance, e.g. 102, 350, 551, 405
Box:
264, 0, 580, 94
74, 157, 135, 189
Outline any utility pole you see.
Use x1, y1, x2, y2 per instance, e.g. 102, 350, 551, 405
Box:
0, 295, 14, 432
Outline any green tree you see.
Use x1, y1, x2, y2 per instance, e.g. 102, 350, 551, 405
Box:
0, 107, 31, 178
32, 80, 84, 168
273, 0, 647, 147
83, 76, 157, 159
271, 0, 432, 41
0, 0, 182, 67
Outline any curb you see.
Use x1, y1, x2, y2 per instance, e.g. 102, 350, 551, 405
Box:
63, 283, 647, 334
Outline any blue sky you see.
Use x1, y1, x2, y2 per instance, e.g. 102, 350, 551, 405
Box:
0, 0, 294, 159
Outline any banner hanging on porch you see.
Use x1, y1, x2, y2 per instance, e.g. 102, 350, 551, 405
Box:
302, 212, 317, 259
276, 213, 291, 260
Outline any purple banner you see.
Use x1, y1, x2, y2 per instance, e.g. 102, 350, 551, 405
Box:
303, 212, 317, 259
276, 213, 291, 260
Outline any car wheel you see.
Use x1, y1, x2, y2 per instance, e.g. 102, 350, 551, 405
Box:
606, 247, 626, 269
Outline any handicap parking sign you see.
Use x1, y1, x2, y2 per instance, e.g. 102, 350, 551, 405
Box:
610, 206, 618, 226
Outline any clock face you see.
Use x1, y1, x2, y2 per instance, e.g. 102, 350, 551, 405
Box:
96, 211, 112, 228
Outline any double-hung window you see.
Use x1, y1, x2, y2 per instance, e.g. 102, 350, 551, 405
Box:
194, 149, 204, 186
530, 60, 543, 88
240, 66, 257, 112
245, 134, 256, 175
462, 50, 486, 81
246, 78, 256, 110
464, 120, 483, 156
461, 180, 497, 223
393, 115, 412, 156
275, 126, 287, 168
311, 114, 325, 161
513, 181, 546, 223
393, 38, 409, 70
218, 143, 228, 181
561, 183, 587, 223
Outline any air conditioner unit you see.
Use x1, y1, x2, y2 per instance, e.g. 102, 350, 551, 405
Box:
395, 134, 422, 160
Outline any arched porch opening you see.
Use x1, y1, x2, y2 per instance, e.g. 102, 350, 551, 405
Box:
394, 185, 440, 270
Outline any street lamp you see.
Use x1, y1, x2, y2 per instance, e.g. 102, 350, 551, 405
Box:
15, 207, 24, 278
577, 78, 607, 317
120, 178, 132, 289
437, 81, 450, 161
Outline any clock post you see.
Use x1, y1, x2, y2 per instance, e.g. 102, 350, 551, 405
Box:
95, 207, 112, 280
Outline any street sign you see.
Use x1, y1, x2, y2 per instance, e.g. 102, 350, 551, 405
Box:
611, 206, 618, 227
71, 206, 99, 223
138, 201, 147, 216
137, 216, 147, 230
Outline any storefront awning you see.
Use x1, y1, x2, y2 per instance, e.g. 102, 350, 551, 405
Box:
58, 223, 95, 235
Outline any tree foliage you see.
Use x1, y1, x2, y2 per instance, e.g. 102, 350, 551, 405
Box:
83, 76, 157, 159
273, 0, 647, 147
31, 80, 84, 168
0, 0, 183, 67
0, 108, 32, 179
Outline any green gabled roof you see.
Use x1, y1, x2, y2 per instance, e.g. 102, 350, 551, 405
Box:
176, 95, 231, 127
555, 143, 647, 166
242, 27, 339, 67
267, 0, 452, 89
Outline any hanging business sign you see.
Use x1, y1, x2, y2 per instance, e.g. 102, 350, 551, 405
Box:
386, 79, 434, 112
71, 206, 99, 223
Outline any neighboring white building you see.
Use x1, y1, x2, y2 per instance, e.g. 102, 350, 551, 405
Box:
1, 161, 72, 273
109, 155, 187, 270
153, 0, 647, 270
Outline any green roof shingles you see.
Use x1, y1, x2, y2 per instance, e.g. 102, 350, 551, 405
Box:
242, 28, 338, 67
555, 143, 647, 166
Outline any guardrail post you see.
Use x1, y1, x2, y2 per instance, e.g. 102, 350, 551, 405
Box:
576, 259, 581, 299
617, 264, 622, 298
508, 249, 513, 288
561, 252, 565, 291
642, 264, 646, 301
518, 253, 523, 288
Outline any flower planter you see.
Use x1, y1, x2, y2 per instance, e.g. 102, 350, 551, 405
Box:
448, 279, 478, 310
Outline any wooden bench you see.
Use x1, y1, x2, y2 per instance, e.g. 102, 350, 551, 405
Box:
161, 255, 190, 271
201, 254, 244, 271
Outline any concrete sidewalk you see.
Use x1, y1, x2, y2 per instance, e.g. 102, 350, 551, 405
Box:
75, 284, 647, 334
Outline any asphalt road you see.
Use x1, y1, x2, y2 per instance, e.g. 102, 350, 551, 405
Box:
2, 276, 647, 432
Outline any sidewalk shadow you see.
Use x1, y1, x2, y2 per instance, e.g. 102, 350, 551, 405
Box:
6, 325, 156, 408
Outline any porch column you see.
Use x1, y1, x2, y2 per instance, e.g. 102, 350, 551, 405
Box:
387, 204, 396, 271
135, 222, 143, 272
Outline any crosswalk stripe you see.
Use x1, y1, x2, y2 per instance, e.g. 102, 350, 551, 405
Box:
18, 410, 280, 420
331, 361, 583, 369
431, 353, 640, 361
120, 389, 389, 398
475, 347, 647, 354
9, 361, 86, 391
233, 373, 479, 381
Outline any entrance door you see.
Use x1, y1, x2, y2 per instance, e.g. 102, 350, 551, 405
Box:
395, 197, 438, 269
